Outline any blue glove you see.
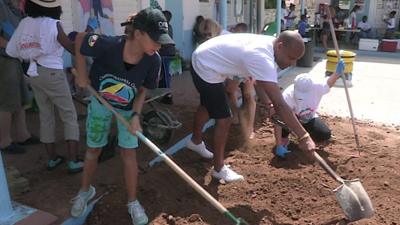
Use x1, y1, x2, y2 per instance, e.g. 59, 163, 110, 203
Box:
275, 145, 291, 158
335, 59, 346, 75
0, 21, 16, 37
87, 17, 99, 30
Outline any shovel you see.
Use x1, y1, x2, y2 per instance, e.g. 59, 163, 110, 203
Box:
270, 116, 374, 221
80, 81, 249, 225
313, 152, 374, 221
325, 4, 361, 153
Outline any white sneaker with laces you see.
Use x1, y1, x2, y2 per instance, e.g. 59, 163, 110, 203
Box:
186, 140, 214, 158
70, 185, 96, 217
127, 200, 149, 225
212, 165, 244, 183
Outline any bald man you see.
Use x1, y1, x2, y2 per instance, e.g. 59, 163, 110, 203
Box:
188, 31, 316, 182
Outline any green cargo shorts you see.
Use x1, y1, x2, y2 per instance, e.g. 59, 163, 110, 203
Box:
86, 97, 138, 149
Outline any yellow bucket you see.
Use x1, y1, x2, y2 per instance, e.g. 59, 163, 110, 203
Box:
326, 50, 356, 63
326, 61, 353, 73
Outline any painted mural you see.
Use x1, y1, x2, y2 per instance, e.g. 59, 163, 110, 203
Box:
77, 0, 115, 35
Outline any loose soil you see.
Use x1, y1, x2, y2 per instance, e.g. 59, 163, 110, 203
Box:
4, 74, 400, 225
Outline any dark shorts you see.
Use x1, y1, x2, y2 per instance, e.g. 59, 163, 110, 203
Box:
282, 117, 331, 142
321, 28, 330, 35
190, 67, 231, 119
322, 22, 330, 35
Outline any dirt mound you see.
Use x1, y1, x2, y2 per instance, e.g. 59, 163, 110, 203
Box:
5, 96, 399, 225
81, 111, 400, 225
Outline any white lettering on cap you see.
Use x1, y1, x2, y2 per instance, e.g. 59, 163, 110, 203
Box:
158, 21, 168, 31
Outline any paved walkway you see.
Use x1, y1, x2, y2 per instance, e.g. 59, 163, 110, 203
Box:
279, 52, 400, 126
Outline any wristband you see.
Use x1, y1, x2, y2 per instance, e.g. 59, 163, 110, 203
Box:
265, 102, 273, 109
132, 111, 139, 118
298, 132, 310, 142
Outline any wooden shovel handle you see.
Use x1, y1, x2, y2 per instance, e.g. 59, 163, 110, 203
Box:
313, 151, 344, 183
83, 84, 230, 214
325, 5, 361, 150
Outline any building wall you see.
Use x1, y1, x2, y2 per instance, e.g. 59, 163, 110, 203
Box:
195, 1, 243, 29
60, 0, 140, 35
199, 1, 214, 19
181, 0, 214, 59
60, 1, 74, 33
112, 0, 140, 34
59, 0, 248, 60
367, 0, 399, 35
182, 0, 251, 59
177, 0, 248, 60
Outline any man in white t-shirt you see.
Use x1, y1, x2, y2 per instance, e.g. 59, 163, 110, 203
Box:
285, 3, 296, 30
187, 31, 316, 182
280, 0, 287, 31
384, 11, 397, 39
273, 60, 345, 158
357, 15, 373, 38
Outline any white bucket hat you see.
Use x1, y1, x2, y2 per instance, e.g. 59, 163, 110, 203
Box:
30, 0, 61, 8
293, 73, 315, 101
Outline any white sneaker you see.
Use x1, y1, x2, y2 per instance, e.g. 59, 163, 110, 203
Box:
127, 200, 149, 225
212, 165, 244, 183
70, 185, 96, 217
186, 140, 214, 159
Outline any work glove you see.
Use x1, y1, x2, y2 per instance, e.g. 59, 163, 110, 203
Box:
335, 59, 346, 75
0, 21, 15, 37
275, 145, 291, 158
87, 17, 99, 30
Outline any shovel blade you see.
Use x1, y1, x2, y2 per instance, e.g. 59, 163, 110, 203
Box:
333, 179, 374, 221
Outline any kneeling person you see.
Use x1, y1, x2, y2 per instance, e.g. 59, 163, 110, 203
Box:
274, 60, 345, 157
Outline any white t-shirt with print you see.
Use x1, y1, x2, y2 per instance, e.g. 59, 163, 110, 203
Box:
357, 21, 371, 31
283, 77, 330, 123
286, 10, 296, 28
387, 18, 396, 29
6, 17, 64, 76
281, 8, 288, 28
192, 33, 278, 84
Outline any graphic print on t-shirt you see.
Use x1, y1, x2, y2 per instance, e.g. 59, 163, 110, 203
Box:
297, 107, 315, 123
99, 74, 136, 108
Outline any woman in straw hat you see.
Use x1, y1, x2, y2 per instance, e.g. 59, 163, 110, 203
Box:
6, 0, 84, 172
